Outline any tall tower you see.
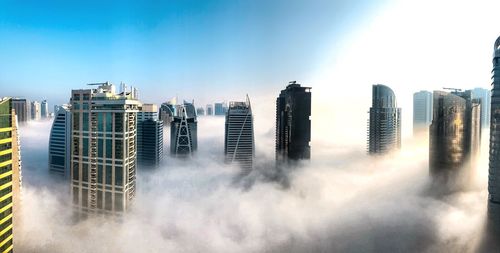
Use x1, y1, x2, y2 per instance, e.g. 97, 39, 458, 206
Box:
429, 90, 481, 183
48, 104, 72, 178
368, 84, 401, 155
30, 101, 41, 121
489, 37, 500, 204
11, 99, 30, 124
0, 98, 22, 252
70, 82, 140, 214
413, 90, 433, 135
225, 96, 255, 173
472, 87, 491, 128
276, 81, 311, 163
137, 104, 163, 168
159, 102, 175, 126
171, 102, 197, 156
41, 100, 49, 119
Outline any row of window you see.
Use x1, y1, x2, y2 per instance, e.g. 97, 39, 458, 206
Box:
73, 164, 124, 186
73, 188, 124, 212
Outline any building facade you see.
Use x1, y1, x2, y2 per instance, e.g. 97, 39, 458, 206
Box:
429, 90, 481, 183
159, 102, 175, 126
489, 37, 500, 204
11, 99, 30, 124
413, 90, 433, 134
214, 102, 227, 116
225, 96, 254, 173
206, 104, 213, 116
171, 102, 197, 156
30, 101, 41, 121
137, 104, 163, 168
70, 82, 140, 214
276, 81, 311, 163
196, 107, 205, 116
0, 98, 22, 253
48, 105, 72, 178
472, 87, 491, 128
367, 84, 401, 155
41, 100, 49, 119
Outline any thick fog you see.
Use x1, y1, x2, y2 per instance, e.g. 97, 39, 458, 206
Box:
14, 94, 492, 253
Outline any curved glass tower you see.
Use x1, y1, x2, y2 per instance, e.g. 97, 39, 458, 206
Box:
368, 84, 401, 154
489, 37, 500, 203
48, 104, 71, 178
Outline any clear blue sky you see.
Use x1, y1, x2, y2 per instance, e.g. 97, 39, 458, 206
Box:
0, 0, 384, 108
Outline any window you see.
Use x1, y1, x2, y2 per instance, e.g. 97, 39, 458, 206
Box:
73, 112, 80, 130
105, 165, 112, 185
82, 138, 88, 155
106, 140, 112, 158
106, 113, 112, 132
98, 165, 103, 184
73, 163, 79, 180
82, 113, 89, 131
115, 166, 123, 186
82, 164, 88, 182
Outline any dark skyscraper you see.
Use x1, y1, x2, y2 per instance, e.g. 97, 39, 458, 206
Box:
12, 98, 30, 123
429, 90, 481, 183
276, 81, 311, 163
367, 84, 401, 155
137, 104, 163, 168
472, 87, 491, 128
489, 37, 500, 204
214, 102, 226, 116
225, 96, 254, 173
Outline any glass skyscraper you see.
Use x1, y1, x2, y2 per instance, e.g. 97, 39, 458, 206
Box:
276, 81, 311, 163
413, 90, 433, 134
48, 104, 72, 178
41, 100, 49, 119
137, 104, 163, 168
30, 101, 41, 121
472, 87, 491, 128
70, 82, 140, 214
368, 84, 401, 155
0, 98, 22, 253
225, 96, 254, 173
429, 90, 481, 184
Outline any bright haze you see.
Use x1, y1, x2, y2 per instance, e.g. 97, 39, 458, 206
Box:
1, 0, 500, 252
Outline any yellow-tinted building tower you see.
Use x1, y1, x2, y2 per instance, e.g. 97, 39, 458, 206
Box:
0, 98, 22, 253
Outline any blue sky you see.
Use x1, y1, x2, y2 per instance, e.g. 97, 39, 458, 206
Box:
0, 0, 384, 107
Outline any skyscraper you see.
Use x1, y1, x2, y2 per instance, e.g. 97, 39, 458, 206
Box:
41, 100, 49, 119
137, 104, 163, 168
489, 37, 500, 204
206, 104, 213, 116
70, 82, 140, 214
30, 101, 41, 120
225, 96, 254, 173
196, 107, 205, 116
171, 101, 197, 156
0, 98, 22, 253
429, 90, 481, 183
413, 90, 433, 134
368, 84, 401, 155
472, 87, 491, 128
48, 104, 72, 178
12, 98, 30, 123
276, 81, 311, 162
159, 102, 175, 126
214, 102, 226, 116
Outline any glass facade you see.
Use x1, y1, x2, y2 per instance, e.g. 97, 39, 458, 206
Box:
368, 84, 401, 155
276, 81, 312, 163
